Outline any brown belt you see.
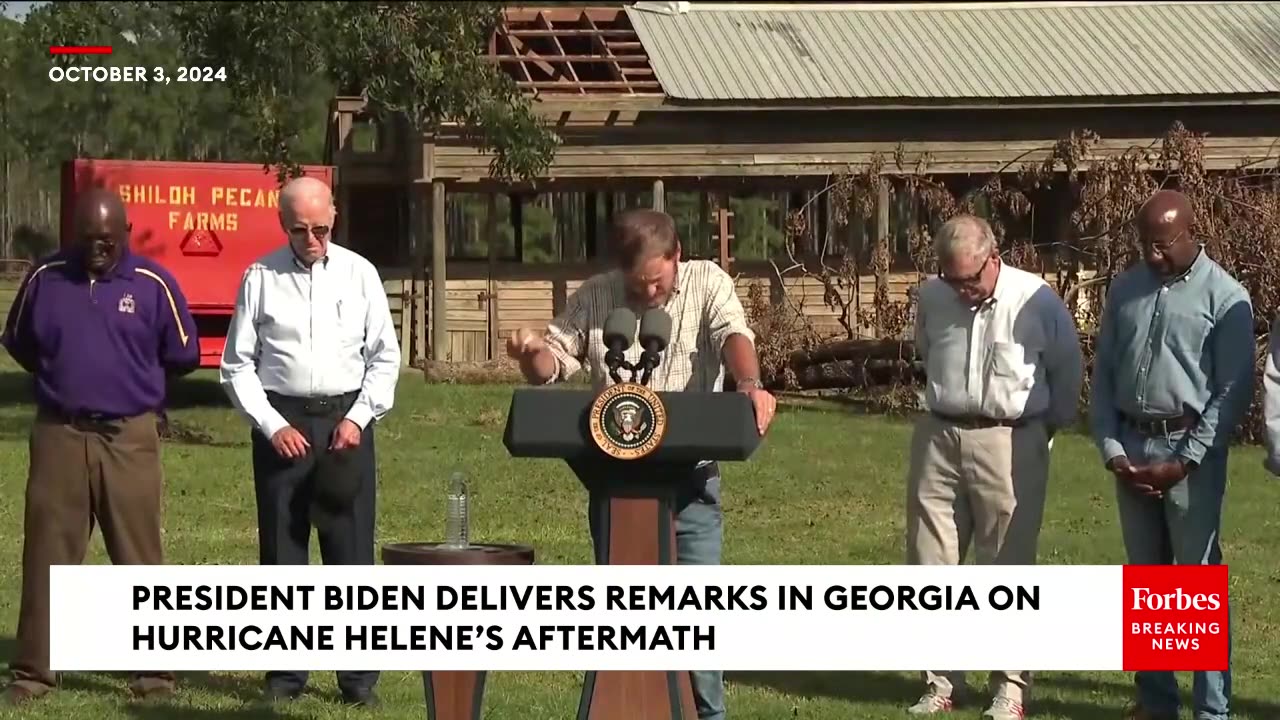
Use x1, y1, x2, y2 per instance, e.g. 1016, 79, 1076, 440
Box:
1122, 413, 1196, 435
931, 412, 1038, 429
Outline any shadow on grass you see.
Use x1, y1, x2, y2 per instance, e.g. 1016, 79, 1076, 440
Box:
0, 370, 229, 411
1037, 673, 1280, 720
0, 634, 271, 714
729, 670, 1128, 719
124, 706, 280, 720
0, 370, 240, 447
732, 670, 1279, 720
728, 670, 920, 706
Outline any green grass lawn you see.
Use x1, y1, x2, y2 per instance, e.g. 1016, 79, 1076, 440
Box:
0, 357, 1277, 720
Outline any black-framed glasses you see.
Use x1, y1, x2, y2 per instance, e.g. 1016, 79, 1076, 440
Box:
938, 255, 993, 285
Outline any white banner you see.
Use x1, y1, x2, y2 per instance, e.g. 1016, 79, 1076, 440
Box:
48, 564, 1132, 672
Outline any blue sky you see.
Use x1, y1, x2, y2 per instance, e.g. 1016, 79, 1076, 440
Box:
3, 1, 41, 20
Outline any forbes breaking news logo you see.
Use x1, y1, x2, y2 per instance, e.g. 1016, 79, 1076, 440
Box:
1122, 565, 1228, 671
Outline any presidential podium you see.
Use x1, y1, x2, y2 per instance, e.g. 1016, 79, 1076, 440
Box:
503, 383, 762, 720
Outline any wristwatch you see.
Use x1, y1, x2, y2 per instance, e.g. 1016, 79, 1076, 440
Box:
736, 377, 762, 391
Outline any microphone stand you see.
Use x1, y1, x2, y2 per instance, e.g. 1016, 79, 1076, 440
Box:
606, 349, 626, 384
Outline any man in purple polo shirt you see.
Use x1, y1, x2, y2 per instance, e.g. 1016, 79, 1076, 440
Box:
0, 188, 199, 705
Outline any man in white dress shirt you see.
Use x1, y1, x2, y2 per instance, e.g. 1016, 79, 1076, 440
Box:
219, 176, 401, 706
905, 215, 1083, 720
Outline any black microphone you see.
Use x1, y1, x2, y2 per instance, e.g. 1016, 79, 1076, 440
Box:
603, 307, 638, 384
637, 307, 672, 386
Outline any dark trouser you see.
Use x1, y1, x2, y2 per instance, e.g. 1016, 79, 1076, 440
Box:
1114, 422, 1231, 720
587, 463, 725, 720
10, 409, 174, 694
251, 392, 378, 697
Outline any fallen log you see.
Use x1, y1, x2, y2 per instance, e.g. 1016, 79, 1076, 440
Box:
793, 358, 925, 390
789, 338, 919, 368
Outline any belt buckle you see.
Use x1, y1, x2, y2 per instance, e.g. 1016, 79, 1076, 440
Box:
304, 399, 332, 415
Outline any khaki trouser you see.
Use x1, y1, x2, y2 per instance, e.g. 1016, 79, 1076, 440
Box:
9, 410, 173, 695
905, 413, 1050, 704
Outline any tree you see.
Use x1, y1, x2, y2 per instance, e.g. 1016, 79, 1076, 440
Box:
169, 1, 559, 182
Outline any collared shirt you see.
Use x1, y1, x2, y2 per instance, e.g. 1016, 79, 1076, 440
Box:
544, 259, 755, 393
1263, 313, 1280, 475
1090, 249, 1254, 465
1, 249, 199, 418
219, 242, 402, 439
914, 262, 1084, 429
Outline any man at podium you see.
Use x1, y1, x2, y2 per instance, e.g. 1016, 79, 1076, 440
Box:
507, 208, 776, 720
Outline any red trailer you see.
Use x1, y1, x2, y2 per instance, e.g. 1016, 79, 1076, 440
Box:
60, 158, 334, 368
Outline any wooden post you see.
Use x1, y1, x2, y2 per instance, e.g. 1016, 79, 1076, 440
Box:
486, 193, 501, 361
715, 193, 734, 271
652, 179, 665, 212
431, 179, 448, 362
411, 182, 430, 366
875, 180, 891, 338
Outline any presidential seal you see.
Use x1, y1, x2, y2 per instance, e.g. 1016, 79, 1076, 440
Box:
588, 382, 668, 460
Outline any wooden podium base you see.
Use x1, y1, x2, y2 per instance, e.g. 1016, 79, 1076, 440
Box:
579, 491, 699, 719
381, 542, 535, 720
580, 670, 699, 720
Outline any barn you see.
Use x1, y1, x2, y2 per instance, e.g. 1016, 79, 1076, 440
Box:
322, 1, 1280, 367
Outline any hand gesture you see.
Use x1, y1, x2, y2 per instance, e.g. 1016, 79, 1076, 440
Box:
506, 328, 544, 360
271, 426, 310, 459
330, 419, 362, 451
738, 385, 777, 435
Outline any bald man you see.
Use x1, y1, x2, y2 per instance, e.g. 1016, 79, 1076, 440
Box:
220, 176, 400, 706
1, 189, 199, 705
1090, 190, 1252, 720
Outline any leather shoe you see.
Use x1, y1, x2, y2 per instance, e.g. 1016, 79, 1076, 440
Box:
129, 676, 175, 700
264, 685, 301, 703
2, 683, 45, 706
341, 688, 379, 707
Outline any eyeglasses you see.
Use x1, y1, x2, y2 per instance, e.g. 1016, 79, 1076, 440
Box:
289, 225, 330, 240
938, 255, 992, 286
1141, 230, 1186, 257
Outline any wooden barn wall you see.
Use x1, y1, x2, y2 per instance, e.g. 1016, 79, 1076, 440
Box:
378, 265, 1098, 366
431, 105, 1280, 185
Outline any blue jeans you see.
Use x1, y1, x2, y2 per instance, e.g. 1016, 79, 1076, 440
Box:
1113, 424, 1231, 720
588, 465, 726, 720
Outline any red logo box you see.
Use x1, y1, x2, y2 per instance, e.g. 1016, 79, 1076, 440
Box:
1122, 565, 1228, 672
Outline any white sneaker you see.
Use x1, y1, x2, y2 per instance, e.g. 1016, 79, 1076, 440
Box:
907, 692, 954, 714
982, 697, 1026, 720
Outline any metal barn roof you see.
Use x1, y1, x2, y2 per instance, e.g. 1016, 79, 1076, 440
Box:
625, 1, 1280, 102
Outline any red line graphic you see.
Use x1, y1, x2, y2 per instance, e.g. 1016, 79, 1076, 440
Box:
49, 46, 113, 55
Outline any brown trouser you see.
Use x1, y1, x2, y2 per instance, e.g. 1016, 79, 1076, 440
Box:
9, 409, 173, 694
905, 413, 1051, 705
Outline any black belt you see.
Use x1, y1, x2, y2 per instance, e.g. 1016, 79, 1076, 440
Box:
1122, 413, 1196, 435
38, 406, 143, 435
931, 411, 1037, 429
266, 391, 359, 417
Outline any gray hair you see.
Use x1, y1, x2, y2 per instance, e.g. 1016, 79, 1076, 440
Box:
934, 214, 996, 262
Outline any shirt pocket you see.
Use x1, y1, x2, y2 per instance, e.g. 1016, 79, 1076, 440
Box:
989, 340, 1038, 390
1163, 309, 1213, 355
335, 298, 368, 346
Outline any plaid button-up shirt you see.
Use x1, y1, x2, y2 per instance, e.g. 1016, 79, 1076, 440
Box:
544, 259, 755, 392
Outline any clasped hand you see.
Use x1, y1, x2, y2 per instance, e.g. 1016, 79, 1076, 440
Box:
270, 419, 361, 460
1108, 456, 1187, 498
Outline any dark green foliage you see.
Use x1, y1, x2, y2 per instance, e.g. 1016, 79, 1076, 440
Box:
168, 1, 558, 182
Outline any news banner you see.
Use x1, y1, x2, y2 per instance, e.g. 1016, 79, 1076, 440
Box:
49, 564, 1227, 673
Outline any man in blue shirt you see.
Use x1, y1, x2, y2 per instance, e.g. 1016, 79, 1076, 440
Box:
1090, 190, 1253, 720
0, 189, 199, 705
